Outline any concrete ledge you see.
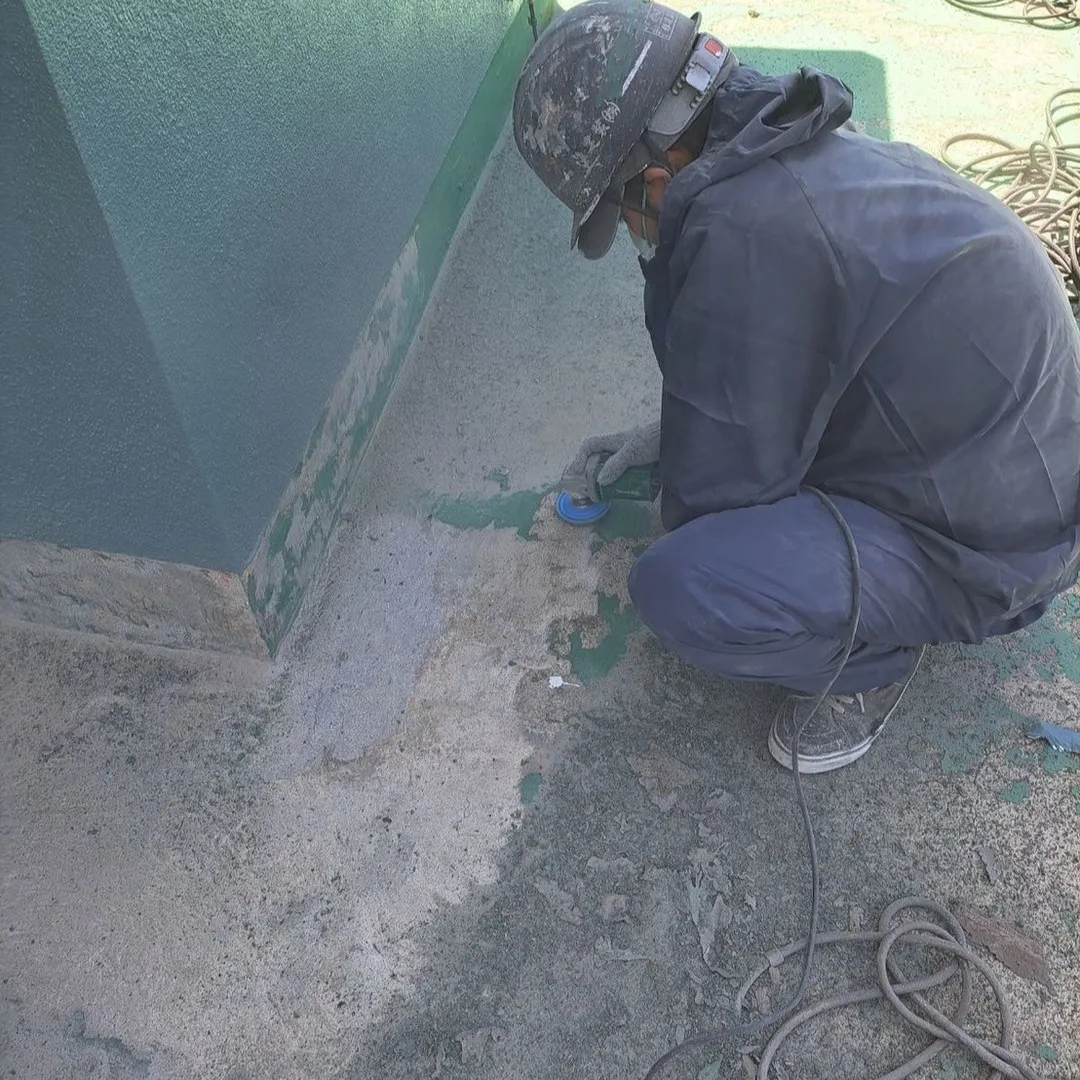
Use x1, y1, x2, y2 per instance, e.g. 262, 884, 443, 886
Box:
0, 539, 266, 657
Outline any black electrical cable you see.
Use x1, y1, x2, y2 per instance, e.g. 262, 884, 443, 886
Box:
942, 89, 1080, 310
642, 488, 858, 1080
941, 0, 1079, 29
643, 489, 1061, 1080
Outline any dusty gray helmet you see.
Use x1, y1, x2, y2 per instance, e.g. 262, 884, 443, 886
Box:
513, 0, 737, 258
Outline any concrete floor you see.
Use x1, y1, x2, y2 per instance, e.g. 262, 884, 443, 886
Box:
3, 2, 1079, 1078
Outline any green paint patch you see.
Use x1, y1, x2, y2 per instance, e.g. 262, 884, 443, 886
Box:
1004, 745, 1040, 769
920, 593, 1080, 773
308, 407, 329, 457
1065, 910, 1079, 936
568, 591, 643, 684
999, 779, 1031, 804
313, 458, 337, 501
267, 511, 292, 559
520, 772, 543, 804
1036, 1045, 1058, 1063
594, 500, 656, 542
432, 489, 548, 541
1043, 747, 1080, 775
486, 468, 510, 492
936, 709, 1017, 774
1070, 783, 1080, 816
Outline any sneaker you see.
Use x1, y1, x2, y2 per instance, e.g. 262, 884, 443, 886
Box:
767, 648, 925, 774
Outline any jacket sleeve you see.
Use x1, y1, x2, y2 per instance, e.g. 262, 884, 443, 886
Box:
658, 175, 856, 532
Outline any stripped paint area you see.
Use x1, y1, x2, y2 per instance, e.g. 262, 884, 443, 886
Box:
244, 238, 422, 652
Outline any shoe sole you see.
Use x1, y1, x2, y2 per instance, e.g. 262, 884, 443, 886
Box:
767, 647, 926, 775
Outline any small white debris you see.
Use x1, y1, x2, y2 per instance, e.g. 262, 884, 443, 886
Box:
547, 675, 580, 689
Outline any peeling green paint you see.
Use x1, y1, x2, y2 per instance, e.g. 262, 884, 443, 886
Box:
432, 489, 548, 541
999, 779, 1031, 804
308, 407, 329, 456
918, 592, 1080, 773
1004, 745, 1040, 769
1069, 783, 1080, 815
569, 592, 643, 684
267, 512, 292, 560
486, 468, 511, 492
520, 772, 543, 804
1043, 747, 1080, 775
313, 459, 337, 502
1036, 1045, 1058, 1063
594, 501, 656, 543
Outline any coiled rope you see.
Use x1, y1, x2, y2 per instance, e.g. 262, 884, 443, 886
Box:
942, 89, 1080, 308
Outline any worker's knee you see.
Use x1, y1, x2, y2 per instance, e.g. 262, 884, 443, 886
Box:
628, 539, 684, 636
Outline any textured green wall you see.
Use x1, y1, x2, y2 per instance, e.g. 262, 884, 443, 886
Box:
2, 0, 517, 569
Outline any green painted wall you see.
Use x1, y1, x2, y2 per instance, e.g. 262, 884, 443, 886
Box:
2, 0, 519, 569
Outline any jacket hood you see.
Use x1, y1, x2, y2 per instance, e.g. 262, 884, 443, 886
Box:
660, 64, 854, 235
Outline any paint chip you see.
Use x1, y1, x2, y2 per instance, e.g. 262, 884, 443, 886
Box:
976, 844, 1001, 885
599, 894, 631, 923
953, 904, 1053, 990
535, 878, 584, 926
627, 747, 694, 812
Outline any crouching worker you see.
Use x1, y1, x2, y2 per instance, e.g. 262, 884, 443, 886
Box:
512, 0, 1080, 772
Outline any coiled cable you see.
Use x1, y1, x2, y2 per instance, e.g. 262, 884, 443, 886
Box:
941, 0, 1079, 29
942, 89, 1080, 308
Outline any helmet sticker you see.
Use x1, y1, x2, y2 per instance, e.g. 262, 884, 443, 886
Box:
643, 4, 678, 40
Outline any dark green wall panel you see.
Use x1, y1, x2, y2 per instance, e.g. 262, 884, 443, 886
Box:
1, 0, 232, 566
4, 0, 515, 568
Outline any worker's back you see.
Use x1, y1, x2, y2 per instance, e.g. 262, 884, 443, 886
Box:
646, 65, 1080, 633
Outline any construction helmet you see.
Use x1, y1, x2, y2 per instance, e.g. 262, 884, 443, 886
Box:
513, 0, 737, 259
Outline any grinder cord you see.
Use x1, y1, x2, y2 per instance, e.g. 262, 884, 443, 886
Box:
642, 489, 1056, 1080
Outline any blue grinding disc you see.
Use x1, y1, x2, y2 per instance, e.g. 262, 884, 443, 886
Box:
555, 490, 611, 525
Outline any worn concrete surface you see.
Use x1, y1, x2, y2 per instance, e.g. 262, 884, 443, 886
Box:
3, 3, 1079, 1078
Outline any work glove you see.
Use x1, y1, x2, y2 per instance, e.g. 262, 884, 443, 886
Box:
564, 421, 661, 501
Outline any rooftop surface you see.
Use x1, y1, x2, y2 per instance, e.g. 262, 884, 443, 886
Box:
3, 2, 1079, 1077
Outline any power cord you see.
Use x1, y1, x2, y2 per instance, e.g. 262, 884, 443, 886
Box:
643, 489, 1060, 1080
942, 89, 1080, 310
941, 0, 1079, 29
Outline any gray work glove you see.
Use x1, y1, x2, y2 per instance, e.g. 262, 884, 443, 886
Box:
565, 421, 662, 500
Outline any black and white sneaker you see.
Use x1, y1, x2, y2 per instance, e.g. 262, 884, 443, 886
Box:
768, 648, 925, 774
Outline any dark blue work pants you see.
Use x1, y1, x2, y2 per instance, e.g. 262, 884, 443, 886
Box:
628, 493, 1031, 695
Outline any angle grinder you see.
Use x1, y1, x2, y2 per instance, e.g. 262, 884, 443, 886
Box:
554, 454, 661, 525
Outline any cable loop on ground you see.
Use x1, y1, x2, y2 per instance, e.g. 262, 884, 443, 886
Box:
734, 897, 1052, 1080
943, 89, 1080, 308
942, 0, 1079, 29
